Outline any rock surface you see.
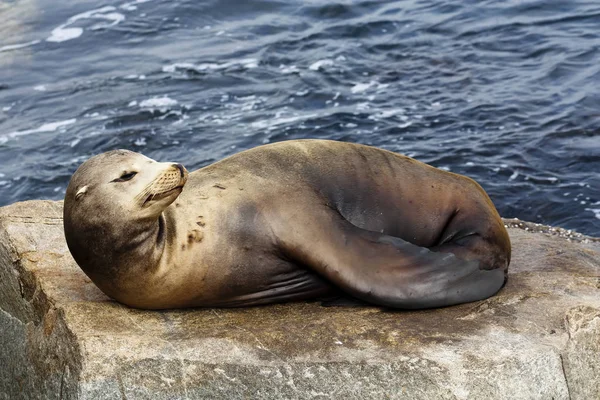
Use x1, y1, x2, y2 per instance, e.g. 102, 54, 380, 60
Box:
1, 200, 599, 400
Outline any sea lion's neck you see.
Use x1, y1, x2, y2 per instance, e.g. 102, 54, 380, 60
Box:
89, 215, 166, 302
123, 215, 165, 267
96, 215, 165, 279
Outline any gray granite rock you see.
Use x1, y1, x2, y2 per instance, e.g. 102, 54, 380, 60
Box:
0, 200, 599, 399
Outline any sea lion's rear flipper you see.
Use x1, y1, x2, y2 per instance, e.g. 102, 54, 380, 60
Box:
275, 208, 506, 309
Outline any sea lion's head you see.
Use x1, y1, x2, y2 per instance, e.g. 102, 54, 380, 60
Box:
64, 149, 188, 221
63, 150, 188, 276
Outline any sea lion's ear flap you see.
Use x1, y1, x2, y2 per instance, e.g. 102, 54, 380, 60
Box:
75, 185, 88, 201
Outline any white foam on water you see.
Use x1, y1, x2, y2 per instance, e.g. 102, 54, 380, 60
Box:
128, 100, 138, 107
279, 64, 299, 74
251, 113, 318, 130
139, 96, 178, 108
309, 59, 333, 71
91, 12, 125, 30
526, 174, 559, 183
0, 40, 41, 53
158, 110, 184, 120
584, 208, 600, 220
0, 172, 4, 177
48, 27, 83, 42
134, 137, 147, 146
1, 119, 77, 142
162, 63, 194, 73
120, 0, 153, 11
163, 59, 258, 74
241, 101, 259, 112
509, 171, 519, 181
376, 108, 405, 119
34, 85, 47, 91
351, 81, 377, 94
47, 6, 126, 43
83, 112, 108, 120
2, 106, 12, 111
120, 0, 152, 11
230, 59, 259, 69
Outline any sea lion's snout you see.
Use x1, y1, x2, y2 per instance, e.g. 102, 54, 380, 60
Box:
173, 163, 186, 178
132, 161, 188, 210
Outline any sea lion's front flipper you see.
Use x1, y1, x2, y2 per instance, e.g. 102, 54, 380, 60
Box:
274, 208, 506, 309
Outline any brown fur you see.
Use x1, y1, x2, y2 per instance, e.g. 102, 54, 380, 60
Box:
64, 140, 511, 309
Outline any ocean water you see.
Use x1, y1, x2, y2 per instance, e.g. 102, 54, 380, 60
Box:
0, 0, 598, 236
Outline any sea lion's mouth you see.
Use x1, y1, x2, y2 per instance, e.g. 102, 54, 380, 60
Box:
143, 186, 183, 206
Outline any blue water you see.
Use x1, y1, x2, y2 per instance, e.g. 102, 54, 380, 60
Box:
0, 0, 599, 236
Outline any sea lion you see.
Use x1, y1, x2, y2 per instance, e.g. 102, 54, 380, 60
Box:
63, 139, 511, 310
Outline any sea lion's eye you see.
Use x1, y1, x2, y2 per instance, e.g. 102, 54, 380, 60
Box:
112, 172, 137, 182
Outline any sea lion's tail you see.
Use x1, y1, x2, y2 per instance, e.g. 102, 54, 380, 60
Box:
277, 209, 508, 309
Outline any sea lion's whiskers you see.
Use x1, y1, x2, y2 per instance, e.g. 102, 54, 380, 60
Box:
135, 180, 157, 203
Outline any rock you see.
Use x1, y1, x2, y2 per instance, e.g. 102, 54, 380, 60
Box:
562, 306, 600, 399
0, 200, 599, 400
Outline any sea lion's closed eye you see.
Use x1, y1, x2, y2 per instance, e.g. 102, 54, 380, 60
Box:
112, 172, 137, 183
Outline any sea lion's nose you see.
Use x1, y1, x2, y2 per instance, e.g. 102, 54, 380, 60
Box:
173, 163, 186, 177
